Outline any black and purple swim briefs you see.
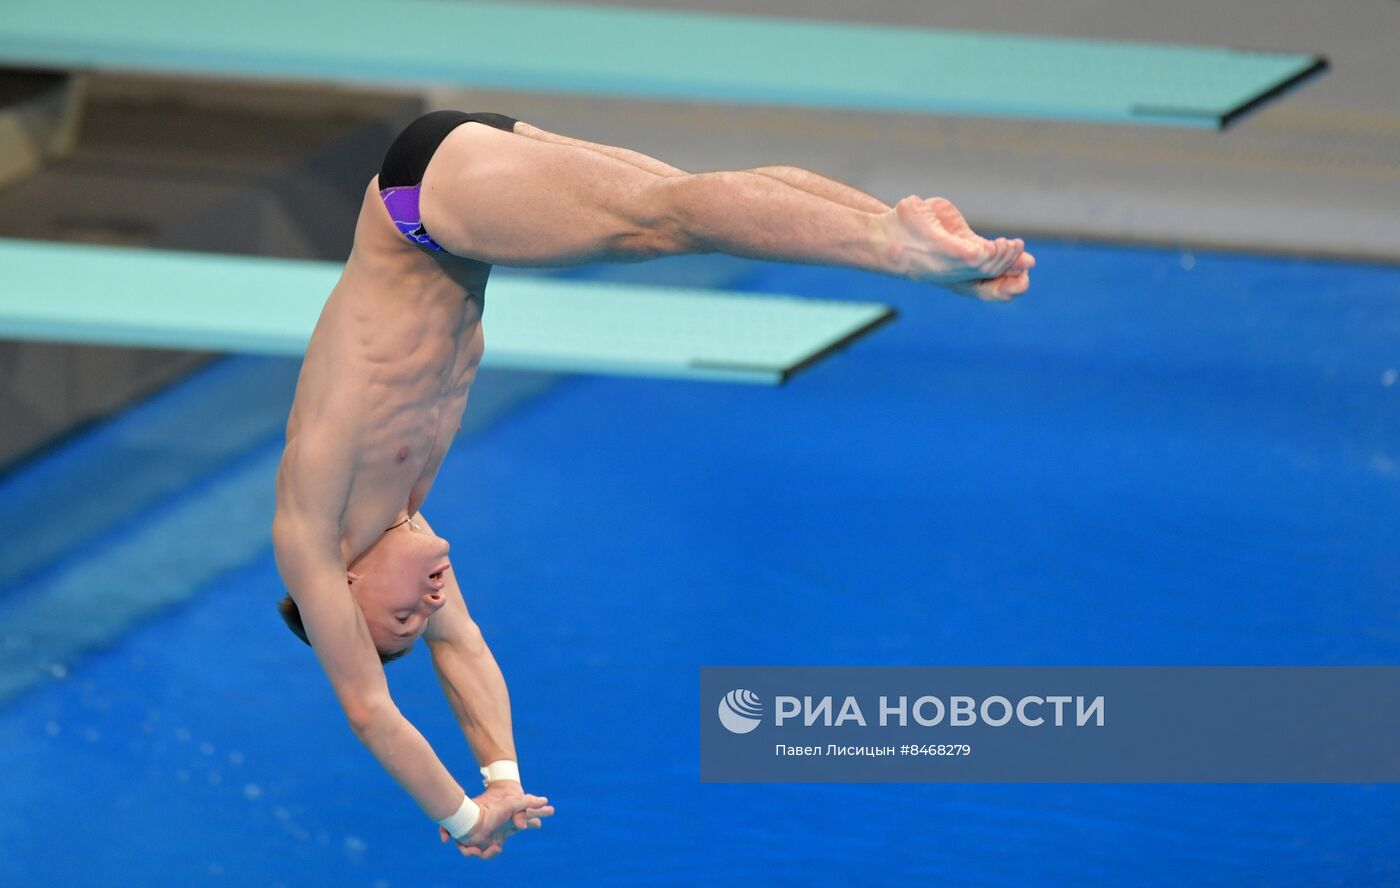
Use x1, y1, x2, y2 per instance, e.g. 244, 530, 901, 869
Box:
377, 110, 518, 253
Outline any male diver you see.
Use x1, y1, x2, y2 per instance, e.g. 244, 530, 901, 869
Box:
272, 110, 1035, 860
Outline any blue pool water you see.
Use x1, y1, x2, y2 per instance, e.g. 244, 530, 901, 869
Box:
1, 239, 1397, 886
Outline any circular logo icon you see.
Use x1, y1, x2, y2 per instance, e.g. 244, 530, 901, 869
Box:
718, 688, 763, 734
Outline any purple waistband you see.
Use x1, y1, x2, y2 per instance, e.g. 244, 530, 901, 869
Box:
379, 184, 446, 252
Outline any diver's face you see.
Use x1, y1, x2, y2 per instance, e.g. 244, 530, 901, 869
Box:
348, 520, 452, 655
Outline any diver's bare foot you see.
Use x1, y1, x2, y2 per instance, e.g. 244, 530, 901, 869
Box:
884, 196, 1035, 301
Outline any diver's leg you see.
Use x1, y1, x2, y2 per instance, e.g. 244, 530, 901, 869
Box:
419, 120, 1026, 290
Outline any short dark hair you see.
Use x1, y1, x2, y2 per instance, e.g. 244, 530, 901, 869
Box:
277, 594, 412, 665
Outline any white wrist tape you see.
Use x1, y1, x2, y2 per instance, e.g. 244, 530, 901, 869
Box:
437, 795, 481, 839
480, 759, 521, 787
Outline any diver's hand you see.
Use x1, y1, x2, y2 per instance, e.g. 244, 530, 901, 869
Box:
439, 782, 554, 860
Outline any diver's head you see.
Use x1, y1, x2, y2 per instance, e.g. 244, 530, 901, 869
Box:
277, 517, 451, 663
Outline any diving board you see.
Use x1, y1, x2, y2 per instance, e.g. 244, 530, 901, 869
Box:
0, 0, 1325, 129
0, 238, 894, 385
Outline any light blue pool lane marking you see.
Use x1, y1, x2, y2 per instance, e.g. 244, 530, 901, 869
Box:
0, 238, 894, 386
0, 357, 300, 592
0, 440, 281, 704
0, 0, 1325, 128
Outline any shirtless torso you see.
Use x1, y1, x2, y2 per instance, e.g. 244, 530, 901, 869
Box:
277, 175, 488, 566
